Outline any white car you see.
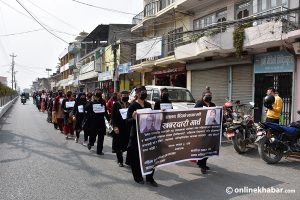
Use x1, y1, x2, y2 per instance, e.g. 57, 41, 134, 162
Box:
129, 85, 195, 110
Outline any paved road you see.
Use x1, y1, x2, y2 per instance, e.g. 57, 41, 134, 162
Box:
0, 99, 299, 200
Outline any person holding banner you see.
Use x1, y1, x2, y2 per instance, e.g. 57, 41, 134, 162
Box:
73, 93, 87, 143
62, 91, 76, 139
127, 86, 158, 187
195, 86, 216, 174
154, 88, 173, 110
111, 91, 130, 167
85, 91, 110, 155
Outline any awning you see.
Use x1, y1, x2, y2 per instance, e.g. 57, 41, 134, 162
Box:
78, 71, 98, 81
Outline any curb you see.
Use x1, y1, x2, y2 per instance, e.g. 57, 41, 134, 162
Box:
0, 97, 18, 119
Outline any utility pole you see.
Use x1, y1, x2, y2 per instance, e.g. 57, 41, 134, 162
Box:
14, 71, 18, 90
10, 53, 17, 90
113, 41, 119, 93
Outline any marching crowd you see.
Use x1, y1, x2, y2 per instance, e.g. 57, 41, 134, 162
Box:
32, 86, 191, 187
30, 85, 284, 187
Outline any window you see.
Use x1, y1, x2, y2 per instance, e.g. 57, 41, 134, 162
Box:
194, 14, 216, 30
167, 27, 183, 55
253, 0, 289, 14
193, 9, 227, 31
216, 10, 227, 22
271, 0, 277, 7
262, 0, 267, 10
216, 9, 227, 32
152, 89, 160, 100
146, 89, 152, 101
168, 89, 195, 103
253, 0, 258, 13
236, 1, 251, 19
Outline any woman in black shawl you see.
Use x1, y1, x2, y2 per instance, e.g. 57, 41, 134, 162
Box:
111, 91, 130, 167
73, 93, 87, 143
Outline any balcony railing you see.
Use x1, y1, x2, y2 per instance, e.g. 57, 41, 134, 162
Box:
132, 0, 175, 25
144, 0, 160, 18
182, 6, 299, 46
160, 0, 175, 10
132, 11, 144, 24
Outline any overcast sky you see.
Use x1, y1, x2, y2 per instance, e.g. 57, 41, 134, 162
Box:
0, 0, 143, 90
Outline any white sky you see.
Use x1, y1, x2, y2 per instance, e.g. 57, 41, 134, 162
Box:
0, 0, 143, 90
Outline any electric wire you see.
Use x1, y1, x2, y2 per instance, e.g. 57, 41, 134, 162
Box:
15, 0, 69, 44
71, 0, 136, 15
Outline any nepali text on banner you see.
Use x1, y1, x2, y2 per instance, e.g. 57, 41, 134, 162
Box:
136, 107, 223, 175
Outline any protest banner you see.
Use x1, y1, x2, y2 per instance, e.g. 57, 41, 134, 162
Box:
136, 107, 223, 175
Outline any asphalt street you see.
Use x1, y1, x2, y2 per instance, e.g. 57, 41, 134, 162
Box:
0, 99, 299, 200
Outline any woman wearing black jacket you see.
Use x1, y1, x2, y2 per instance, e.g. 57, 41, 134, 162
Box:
85, 91, 110, 155
73, 93, 87, 143
127, 86, 158, 187
195, 87, 216, 174
111, 91, 130, 167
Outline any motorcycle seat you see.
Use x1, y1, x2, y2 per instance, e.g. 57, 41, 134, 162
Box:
264, 122, 299, 135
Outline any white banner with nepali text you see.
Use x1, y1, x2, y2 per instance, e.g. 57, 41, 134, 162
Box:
136, 107, 223, 175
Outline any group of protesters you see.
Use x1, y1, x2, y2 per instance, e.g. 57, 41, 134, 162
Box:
31, 87, 161, 187
31, 85, 216, 187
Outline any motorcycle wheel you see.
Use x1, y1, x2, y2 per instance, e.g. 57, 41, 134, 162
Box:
258, 136, 283, 164
232, 132, 247, 154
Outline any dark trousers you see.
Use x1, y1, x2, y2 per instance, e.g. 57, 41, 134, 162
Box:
116, 151, 123, 164
76, 129, 88, 139
128, 146, 154, 182
47, 111, 52, 122
89, 131, 105, 154
197, 157, 208, 168
83, 129, 89, 142
116, 151, 131, 164
266, 117, 279, 124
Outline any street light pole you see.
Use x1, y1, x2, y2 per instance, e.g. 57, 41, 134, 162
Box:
46, 68, 52, 78
10, 53, 17, 90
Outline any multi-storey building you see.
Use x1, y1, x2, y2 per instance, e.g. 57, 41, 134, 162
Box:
77, 24, 139, 94
131, 0, 300, 124
0, 76, 8, 86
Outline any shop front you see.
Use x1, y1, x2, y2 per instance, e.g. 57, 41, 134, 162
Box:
118, 62, 142, 91
254, 51, 295, 125
98, 70, 114, 96
78, 60, 98, 93
153, 65, 187, 88
187, 56, 253, 106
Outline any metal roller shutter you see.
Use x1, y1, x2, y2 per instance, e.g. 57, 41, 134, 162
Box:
191, 67, 228, 106
232, 65, 253, 105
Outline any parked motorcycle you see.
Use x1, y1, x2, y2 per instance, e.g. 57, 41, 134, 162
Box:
225, 102, 258, 154
256, 113, 300, 164
21, 96, 26, 105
